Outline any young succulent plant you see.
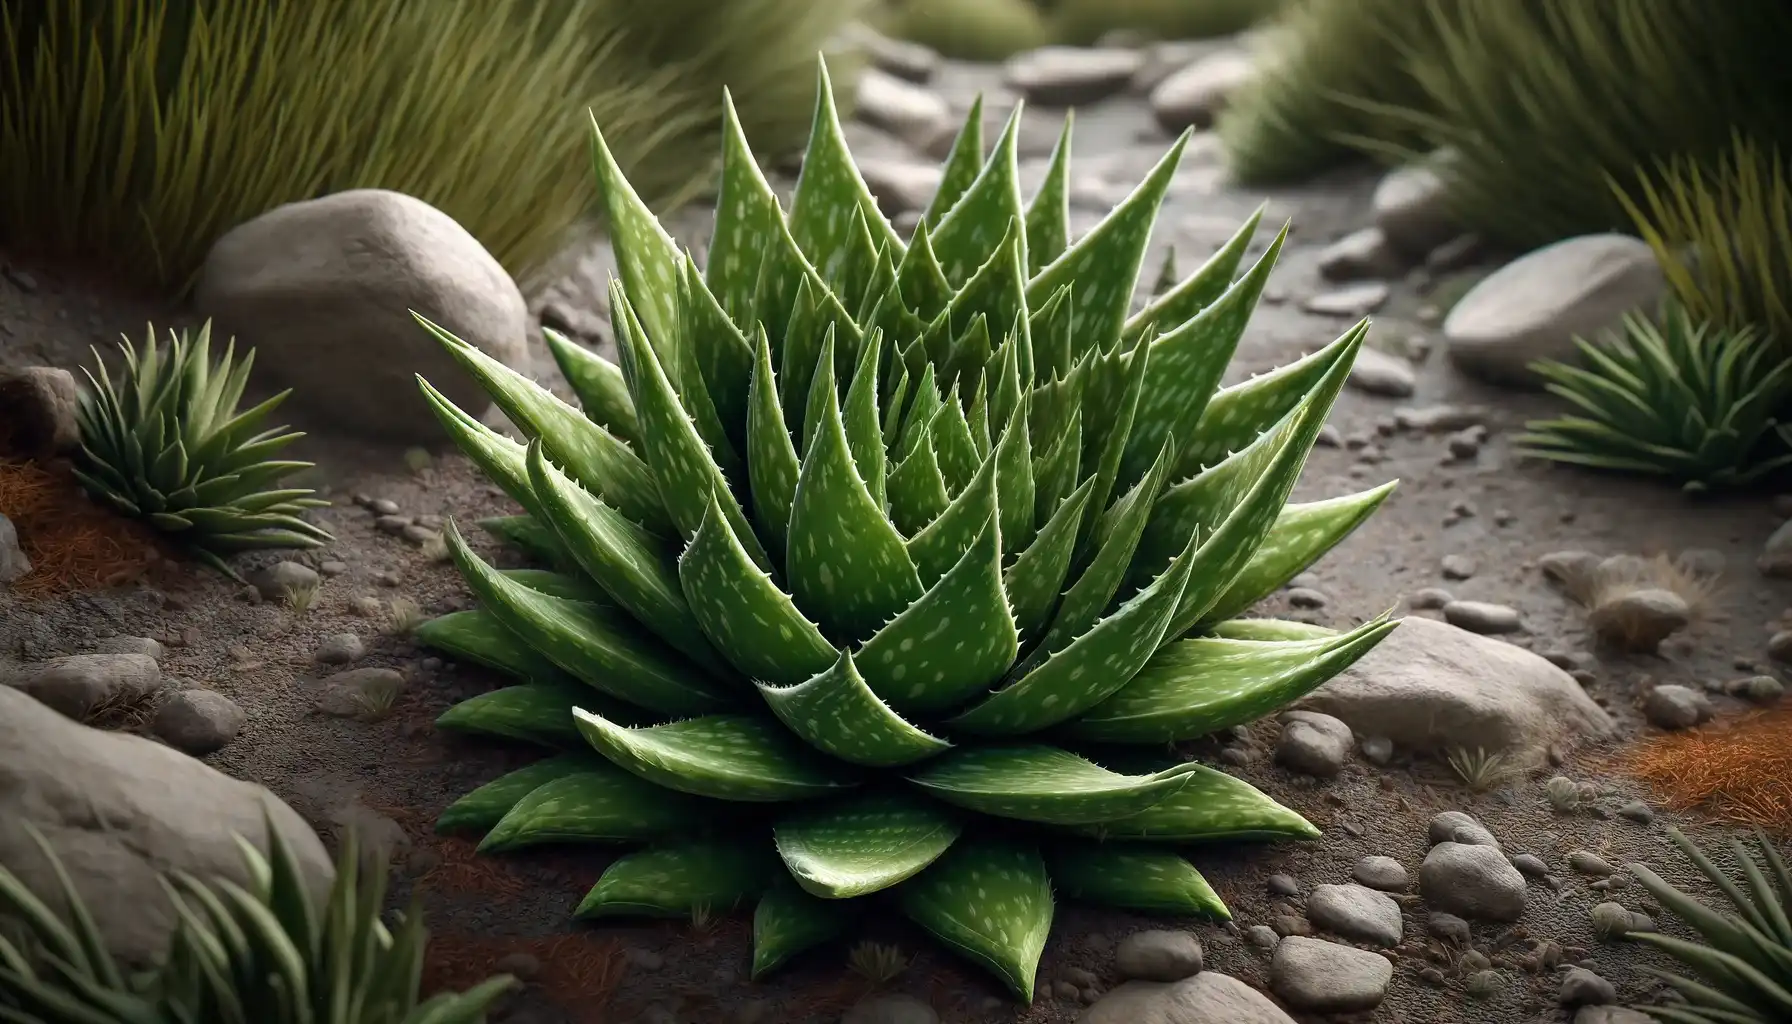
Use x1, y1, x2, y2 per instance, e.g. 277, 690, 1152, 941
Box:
1625, 826, 1792, 1024
73, 322, 332, 577
1516, 303, 1792, 491
0, 814, 514, 1022
410, 58, 1400, 999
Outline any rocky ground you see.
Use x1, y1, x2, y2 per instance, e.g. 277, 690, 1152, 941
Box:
2, 33, 1788, 1024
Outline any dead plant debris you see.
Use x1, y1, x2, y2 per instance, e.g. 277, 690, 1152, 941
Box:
1613, 706, 1792, 833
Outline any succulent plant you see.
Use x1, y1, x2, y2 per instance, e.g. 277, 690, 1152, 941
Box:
73, 322, 332, 576
410, 58, 1399, 999
0, 814, 514, 1023
1626, 826, 1792, 1024
1517, 303, 1792, 491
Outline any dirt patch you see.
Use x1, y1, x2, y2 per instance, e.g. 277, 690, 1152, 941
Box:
0, 451, 181, 598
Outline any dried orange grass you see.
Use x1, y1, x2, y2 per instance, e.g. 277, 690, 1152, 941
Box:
0, 454, 174, 597
422, 932, 626, 1021
1612, 705, 1792, 833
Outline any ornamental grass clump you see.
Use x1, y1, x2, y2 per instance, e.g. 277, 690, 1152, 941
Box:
74, 322, 332, 578
410, 58, 1399, 999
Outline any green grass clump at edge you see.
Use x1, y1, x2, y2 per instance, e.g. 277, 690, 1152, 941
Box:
1049, 0, 1283, 46
874, 0, 1051, 62
0, 0, 865, 294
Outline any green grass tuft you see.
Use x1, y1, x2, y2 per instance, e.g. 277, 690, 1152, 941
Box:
1048, 0, 1282, 46
0, 0, 863, 294
875, 0, 1051, 62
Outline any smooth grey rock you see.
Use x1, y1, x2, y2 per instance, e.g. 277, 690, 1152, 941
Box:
1575, 1007, 1655, 1024
1276, 710, 1354, 777
152, 689, 247, 755
196, 189, 528, 440
1443, 600, 1522, 634
1148, 49, 1256, 131
249, 561, 319, 601
1440, 554, 1478, 580
857, 28, 941, 83
853, 69, 951, 148
314, 633, 366, 666
1511, 853, 1549, 877
1762, 519, 1792, 577
1267, 873, 1301, 897
1269, 936, 1392, 1012
1426, 912, 1470, 944
94, 636, 164, 660
1078, 972, 1294, 1024
1319, 227, 1403, 282
312, 668, 405, 718
1373, 152, 1460, 256
1567, 850, 1617, 877
1428, 811, 1498, 849
1360, 735, 1394, 764
1303, 282, 1388, 317
1394, 404, 1485, 433
1444, 233, 1666, 387
859, 159, 944, 217
1589, 588, 1691, 651
1301, 617, 1613, 758
1005, 46, 1144, 107
1643, 684, 1713, 730
1307, 883, 1403, 946
1245, 925, 1280, 949
6, 653, 161, 720
1420, 842, 1527, 921
0, 512, 29, 584
1114, 930, 1204, 982
0, 686, 330, 967
1352, 855, 1409, 892
1347, 346, 1417, 398
0, 366, 81, 455
1560, 967, 1616, 1007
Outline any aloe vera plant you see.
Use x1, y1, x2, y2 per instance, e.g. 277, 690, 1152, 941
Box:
0, 814, 513, 1022
1516, 304, 1792, 491
74, 322, 332, 576
1626, 827, 1792, 1024
411, 58, 1399, 1000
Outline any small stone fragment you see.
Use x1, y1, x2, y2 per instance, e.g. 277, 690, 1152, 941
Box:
1643, 684, 1713, 730
1276, 710, 1354, 777
1442, 600, 1522, 634
1352, 855, 1408, 892
1270, 936, 1392, 1013
1420, 842, 1527, 921
152, 689, 247, 755
1114, 930, 1203, 982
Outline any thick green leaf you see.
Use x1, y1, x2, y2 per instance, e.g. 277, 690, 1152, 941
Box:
786, 346, 923, 642
1123, 204, 1265, 350
950, 528, 1197, 735
774, 793, 962, 898
898, 839, 1052, 1002
1004, 477, 1094, 644
1201, 484, 1397, 624
752, 879, 853, 979
526, 441, 730, 677
434, 683, 589, 748
843, 329, 889, 510
992, 399, 1037, 555
908, 745, 1200, 825
479, 764, 714, 851
886, 428, 951, 536
417, 377, 536, 517
758, 652, 952, 767
946, 224, 1028, 382
414, 609, 582, 684
588, 116, 685, 372
678, 495, 838, 685
1024, 114, 1073, 276
906, 444, 997, 588
1206, 618, 1339, 641
789, 60, 904, 274
708, 91, 788, 332
1074, 764, 1320, 841
498, 567, 612, 604
930, 393, 982, 494
444, 520, 732, 716
1047, 843, 1228, 918
747, 326, 803, 559
476, 514, 577, 570
417, 317, 670, 535
1177, 324, 1356, 477
542, 327, 639, 446
931, 107, 1026, 286
1077, 340, 1153, 554
858, 513, 1018, 713
920, 97, 985, 228
895, 219, 954, 321
674, 255, 749, 477
573, 711, 858, 802
612, 284, 770, 569
1031, 406, 1082, 523
1025, 131, 1190, 360
435, 756, 598, 835
1068, 615, 1398, 742
1120, 225, 1288, 486
576, 840, 777, 918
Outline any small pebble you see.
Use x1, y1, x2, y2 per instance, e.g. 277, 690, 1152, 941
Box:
1443, 600, 1522, 634
1510, 853, 1549, 877
1407, 587, 1454, 610
1568, 851, 1616, 877
1352, 856, 1408, 892
1440, 554, 1478, 580
1267, 873, 1301, 897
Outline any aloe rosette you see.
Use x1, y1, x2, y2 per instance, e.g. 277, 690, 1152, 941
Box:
411, 59, 1400, 999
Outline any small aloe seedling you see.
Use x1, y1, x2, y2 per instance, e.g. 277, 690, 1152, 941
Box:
847, 941, 911, 987
282, 577, 320, 615
411, 57, 1400, 1000
386, 597, 425, 635
1448, 747, 1521, 792
350, 673, 405, 721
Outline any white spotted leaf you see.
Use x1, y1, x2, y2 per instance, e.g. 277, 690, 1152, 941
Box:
920, 97, 985, 229
587, 115, 686, 375
1069, 763, 1320, 841
1176, 320, 1361, 477
886, 428, 951, 536
931, 108, 1026, 287
1023, 114, 1073, 277
1002, 476, 1094, 644
708, 91, 788, 330
1046, 843, 1227, 918
859, 513, 1018, 714
433, 683, 588, 750
542, 327, 639, 446
757, 651, 951, 767
1123, 204, 1265, 351
479, 763, 715, 851
435, 755, 601, 835
752, 878, 853, 979
573, 711, 859, 802
897, 839, 1053, 1003
576, 840, 778, 918
774, 793, 962, 898
1201, 484, 1398, 625
747, 326, 802, 560
905, 443, 997, 588
788, 60, 904, 275
907, 745, 1201, 825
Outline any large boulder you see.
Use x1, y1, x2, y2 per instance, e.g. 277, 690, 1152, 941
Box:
1078, 971, 1295, 1024
1444, 233, 1666, 387
0, 685, 332, 967
195, 188, 529, 441
1297, 616, 1613, 758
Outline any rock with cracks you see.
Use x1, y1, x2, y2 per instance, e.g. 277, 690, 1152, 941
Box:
0, 685, 331, 967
